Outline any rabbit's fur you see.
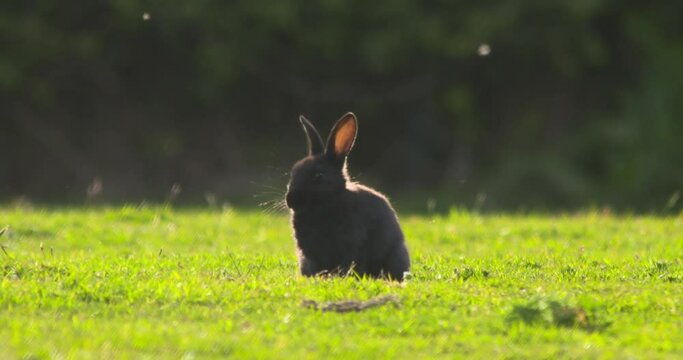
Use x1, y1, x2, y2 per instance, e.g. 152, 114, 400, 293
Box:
285, 112, 410, 280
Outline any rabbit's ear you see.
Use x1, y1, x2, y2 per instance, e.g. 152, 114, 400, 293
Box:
299, 115, 324, 155
325, 112, 357, 162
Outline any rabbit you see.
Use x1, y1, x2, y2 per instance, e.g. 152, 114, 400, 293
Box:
285, 112, 410, 281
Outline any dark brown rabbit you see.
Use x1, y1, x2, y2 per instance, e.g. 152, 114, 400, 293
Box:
285, 112, 410, 280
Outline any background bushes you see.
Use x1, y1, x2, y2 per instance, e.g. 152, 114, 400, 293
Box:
1, 1, 681, 210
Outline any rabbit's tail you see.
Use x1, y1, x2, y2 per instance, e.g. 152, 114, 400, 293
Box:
383, 245, 410, 281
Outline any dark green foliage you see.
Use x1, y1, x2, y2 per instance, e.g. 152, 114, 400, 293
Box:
0, 2, 682, 209
508, 296, 601, 331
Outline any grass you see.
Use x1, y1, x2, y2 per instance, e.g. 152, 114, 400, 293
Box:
1, 206, 682, 359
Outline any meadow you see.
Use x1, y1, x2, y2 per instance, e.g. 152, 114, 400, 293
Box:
1, 206, 682, 359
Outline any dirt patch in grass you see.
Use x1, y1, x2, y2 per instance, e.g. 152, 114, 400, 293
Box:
302, 295, 400, 313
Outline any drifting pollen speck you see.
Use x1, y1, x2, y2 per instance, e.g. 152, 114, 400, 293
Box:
142, 12, 151, 21
478, 43, 491, 56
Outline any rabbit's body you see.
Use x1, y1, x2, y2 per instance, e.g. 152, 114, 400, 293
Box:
286, 113, 410, 280
292, 181, 409, 279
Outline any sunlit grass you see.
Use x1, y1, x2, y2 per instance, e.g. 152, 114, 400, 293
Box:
1, 207, 682, 358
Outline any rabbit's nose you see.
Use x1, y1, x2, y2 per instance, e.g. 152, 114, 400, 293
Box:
285, 191, 303, 209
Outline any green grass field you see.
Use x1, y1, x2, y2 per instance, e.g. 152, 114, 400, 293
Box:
1, 207, 682, 359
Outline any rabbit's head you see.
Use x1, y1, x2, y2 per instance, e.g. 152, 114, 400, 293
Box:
285, 112, 358, 210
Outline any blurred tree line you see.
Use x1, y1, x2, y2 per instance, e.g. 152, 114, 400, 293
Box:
0, 1, 682, 210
